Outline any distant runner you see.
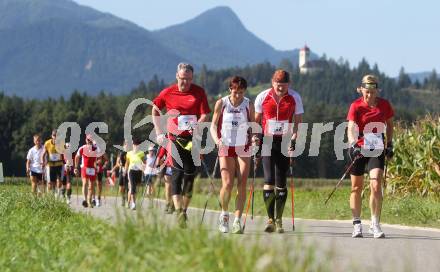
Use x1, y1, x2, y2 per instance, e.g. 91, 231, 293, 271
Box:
143, 145, 157, 197
255, 70, 304, 233
111, 142, 128, 207
210, 76, 257, 234
156, 146, 175, 214
61, 142, 75, 204
125, 138, 145, 210
26, 134, 44, 195
152, 63, 211, 228
42, 129, 64, 196
93, 153, 108, 207
74, 134, 99, 208
347, 74, 394, 239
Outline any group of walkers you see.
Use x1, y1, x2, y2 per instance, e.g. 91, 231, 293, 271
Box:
26, 131, 109, 207
26, 62, 394, 238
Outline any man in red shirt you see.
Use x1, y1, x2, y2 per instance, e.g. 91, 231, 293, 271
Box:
74, 134, 100, 208
255, 69, 304, 233
152, 63, 211, 228
347, 74, 394, 239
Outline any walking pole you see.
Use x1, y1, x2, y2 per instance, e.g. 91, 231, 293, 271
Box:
243, 154, 256, 232
103, 172, 107, 206
290, 140, 296, 231
115, 172, 119, 207
242, 180, 254, 232
75, 171, 79, 205
324, 155, 361, 205
200, 156, 221, 225
379, 158, 388, 224
140, 146, 159, 208
251, 155, 257, 220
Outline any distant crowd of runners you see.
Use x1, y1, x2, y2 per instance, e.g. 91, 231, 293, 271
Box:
26, 63, 394, 238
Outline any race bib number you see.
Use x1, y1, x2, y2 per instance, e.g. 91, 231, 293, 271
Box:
177, 115, 197, 130
222, 113, 248, 146
267, 120, 288, 135
85, 167, 95, 176
49, 153, 61, 161
363, 133, 384, 150
224, 112, 247, 130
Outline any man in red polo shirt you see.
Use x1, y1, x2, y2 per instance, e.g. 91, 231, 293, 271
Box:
152, 63, 211, 228
255, 69, 304, 233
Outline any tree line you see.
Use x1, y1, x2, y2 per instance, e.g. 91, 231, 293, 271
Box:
1, 58, 439, 178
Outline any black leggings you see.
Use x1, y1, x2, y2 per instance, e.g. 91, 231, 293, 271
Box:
128, 170, 142, 194
171, 138, 197, 197
262, 138, 289, 188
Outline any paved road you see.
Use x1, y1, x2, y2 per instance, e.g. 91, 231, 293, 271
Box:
71, 197, 440, 271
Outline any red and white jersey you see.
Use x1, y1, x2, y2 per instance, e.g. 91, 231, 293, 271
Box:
347, 97, 394, 146
217, 96, 250, 146
77, 144, 99, 168
255, 88, 304, 136
153, 83, 211, 137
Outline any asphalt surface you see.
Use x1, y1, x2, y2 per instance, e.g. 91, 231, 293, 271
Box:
71, 196, 440, 272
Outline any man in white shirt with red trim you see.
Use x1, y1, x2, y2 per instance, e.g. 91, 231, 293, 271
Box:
254, 69, 304, 233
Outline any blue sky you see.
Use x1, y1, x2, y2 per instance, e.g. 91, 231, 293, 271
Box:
73, 0, 439, 77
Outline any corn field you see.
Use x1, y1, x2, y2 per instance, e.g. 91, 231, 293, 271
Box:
387, 115, 440, 196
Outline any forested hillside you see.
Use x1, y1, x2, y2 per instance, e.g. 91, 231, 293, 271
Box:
1, 58, 439, 177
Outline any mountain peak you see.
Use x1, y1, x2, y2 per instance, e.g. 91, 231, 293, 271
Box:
189, 6, 244, 29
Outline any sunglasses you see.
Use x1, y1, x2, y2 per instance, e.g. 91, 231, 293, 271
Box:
361, 83, 378, 89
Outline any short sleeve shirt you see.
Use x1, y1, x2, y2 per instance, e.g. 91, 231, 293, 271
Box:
153, 83, 211, 136
27, 146, 44, 173
347, 97, 394, 145
255, 88, 304, 136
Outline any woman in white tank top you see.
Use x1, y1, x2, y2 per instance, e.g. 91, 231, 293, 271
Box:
210, 76, 258, 234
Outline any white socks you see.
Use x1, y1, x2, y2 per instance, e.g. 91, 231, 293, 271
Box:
371, 215, 379, 226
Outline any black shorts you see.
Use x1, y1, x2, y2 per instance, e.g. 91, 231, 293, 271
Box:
350, 152, 385, 176
170, 137, 197, 196
62, 168, 74, 185
48, 166, 62, 182
31, 171, 43, 180
262, 137, 289, 188
128, 170, 143, 194
118, 172, 128, 187
144, 174, 155, 185
97, 172, 104, 182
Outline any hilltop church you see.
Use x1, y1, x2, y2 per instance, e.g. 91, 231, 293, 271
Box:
298, 45, 327, 74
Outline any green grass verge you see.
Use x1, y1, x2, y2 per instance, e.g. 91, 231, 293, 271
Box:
0, 184, 331, 271
4, 176, 440, 228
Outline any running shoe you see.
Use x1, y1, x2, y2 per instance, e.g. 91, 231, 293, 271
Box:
264, 218, 275, 233
96, 199, 101, 207
92, 199, 96, 207
169, 203, 175, 214
231, 219, 243, 234
177, 212, 187, 228
218, 214, 229, 233
66, 198, 71, 205
352, 223, 363, 238
275, 218, 284, 233
82, 200, 88, 208
130, 202, 136, 210
369, 224, 385, 238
